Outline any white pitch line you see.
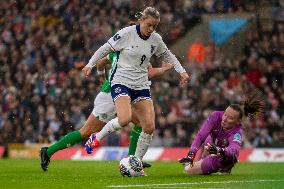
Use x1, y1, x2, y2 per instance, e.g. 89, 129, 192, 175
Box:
107, 179, 284, 188
138, 187, 229, 189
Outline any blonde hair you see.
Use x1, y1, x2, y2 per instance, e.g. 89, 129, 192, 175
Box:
141, 7, 160, 20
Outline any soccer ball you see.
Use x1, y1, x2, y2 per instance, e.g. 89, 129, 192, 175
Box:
119, 155, 144, 177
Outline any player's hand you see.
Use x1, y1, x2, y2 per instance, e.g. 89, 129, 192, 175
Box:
206, 143, 225, 156
178, 151, 195, 167
179, 72, 190, 85
161, 62, 173, 72
82, 66, 92, 77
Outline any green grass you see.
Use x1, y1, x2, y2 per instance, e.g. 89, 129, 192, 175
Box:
0, 159, 283, 189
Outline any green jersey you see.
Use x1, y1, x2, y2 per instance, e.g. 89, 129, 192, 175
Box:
100, 52, 118, 93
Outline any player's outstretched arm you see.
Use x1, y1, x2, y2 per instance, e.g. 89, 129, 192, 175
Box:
160, 50, 190, 84
82, 43, 113, 77
148, 61, 173, 79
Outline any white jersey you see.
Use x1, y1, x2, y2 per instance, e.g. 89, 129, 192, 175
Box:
107, 25, 168, 90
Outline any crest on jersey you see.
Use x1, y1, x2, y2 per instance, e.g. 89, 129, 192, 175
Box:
115, 87, 121, 93
151, 45, 156, 54
233, 133, 242, 144
101, 113, 107, 119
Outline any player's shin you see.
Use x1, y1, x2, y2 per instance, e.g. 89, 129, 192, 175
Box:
135, 131, 152, 160
96, 117, 122, 141
128, 124, 142, 155
47, 130, 83, 157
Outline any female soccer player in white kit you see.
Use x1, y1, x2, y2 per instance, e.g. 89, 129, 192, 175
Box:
39, 14, 173, 171
82, 7, 190, 161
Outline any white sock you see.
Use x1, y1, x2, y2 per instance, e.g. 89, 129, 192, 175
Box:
96, 117, 122, 141
135, 131, 153, 160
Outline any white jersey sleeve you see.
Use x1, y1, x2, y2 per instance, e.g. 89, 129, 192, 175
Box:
107, 27, 131, 51
86, 43, 113, 68
86, 27, 131, 68
154, 34, 186, 73
154, 34, 168, 57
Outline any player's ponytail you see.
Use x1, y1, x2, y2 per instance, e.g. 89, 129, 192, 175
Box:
241, 90, 265, 118
141, 7, 160, 20
230, 90, 265, 119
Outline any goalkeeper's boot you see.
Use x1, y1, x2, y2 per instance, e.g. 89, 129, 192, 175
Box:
40, 147, 50, 171
142, 161, 151, 168
85, 134, 100, 154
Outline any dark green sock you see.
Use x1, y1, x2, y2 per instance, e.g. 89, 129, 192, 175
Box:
47, 130, 83, 158
128, 125, 142, 155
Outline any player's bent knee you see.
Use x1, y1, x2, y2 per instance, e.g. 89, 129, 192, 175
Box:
118, 116, 132, 127
185, 168, 197, 176
142, 120, 155, 133
142, 122, 155, 134
184, 161, 204, 176
184, 165, 191, 174
184, 165, 196, 176
143, 127, 155, 134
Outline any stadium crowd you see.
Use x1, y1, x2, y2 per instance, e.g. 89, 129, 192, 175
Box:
0, 0, 283, 149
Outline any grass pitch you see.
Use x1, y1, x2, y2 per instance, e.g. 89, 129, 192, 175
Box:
0, 159, 283, 189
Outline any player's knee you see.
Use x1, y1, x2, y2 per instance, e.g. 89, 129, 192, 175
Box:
184, 165, 195, 176
142, 128, 154, 135
184, 161, 204, 176
118, 115, 132, 127
142, 120, 155, 134
184, 164, 190, 174
185, 167, 197, 176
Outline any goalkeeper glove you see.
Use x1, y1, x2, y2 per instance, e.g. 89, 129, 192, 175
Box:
178, 151, 196, 167
207, 144, 225, 156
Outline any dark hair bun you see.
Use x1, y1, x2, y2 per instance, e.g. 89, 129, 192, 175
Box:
242, 90, 265, 118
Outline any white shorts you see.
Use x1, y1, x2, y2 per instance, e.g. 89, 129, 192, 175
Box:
92, 92, 116, 123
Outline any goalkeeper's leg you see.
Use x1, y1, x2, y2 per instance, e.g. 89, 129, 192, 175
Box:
184, 155, 233, 175
184, 159, 204, 175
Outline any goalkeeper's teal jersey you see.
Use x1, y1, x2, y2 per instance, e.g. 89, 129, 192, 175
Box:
100, 52, 118, 93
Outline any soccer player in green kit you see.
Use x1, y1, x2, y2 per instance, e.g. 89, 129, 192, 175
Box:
40, 13, 173, 171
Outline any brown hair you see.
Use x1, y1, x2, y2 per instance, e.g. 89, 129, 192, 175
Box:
141, 7, 160, 20
230, 90, 265, 119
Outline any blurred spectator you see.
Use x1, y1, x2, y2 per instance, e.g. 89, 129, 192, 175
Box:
252, 128, 273, 147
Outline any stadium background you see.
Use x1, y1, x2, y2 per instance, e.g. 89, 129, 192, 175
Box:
0, 0, 283, 162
